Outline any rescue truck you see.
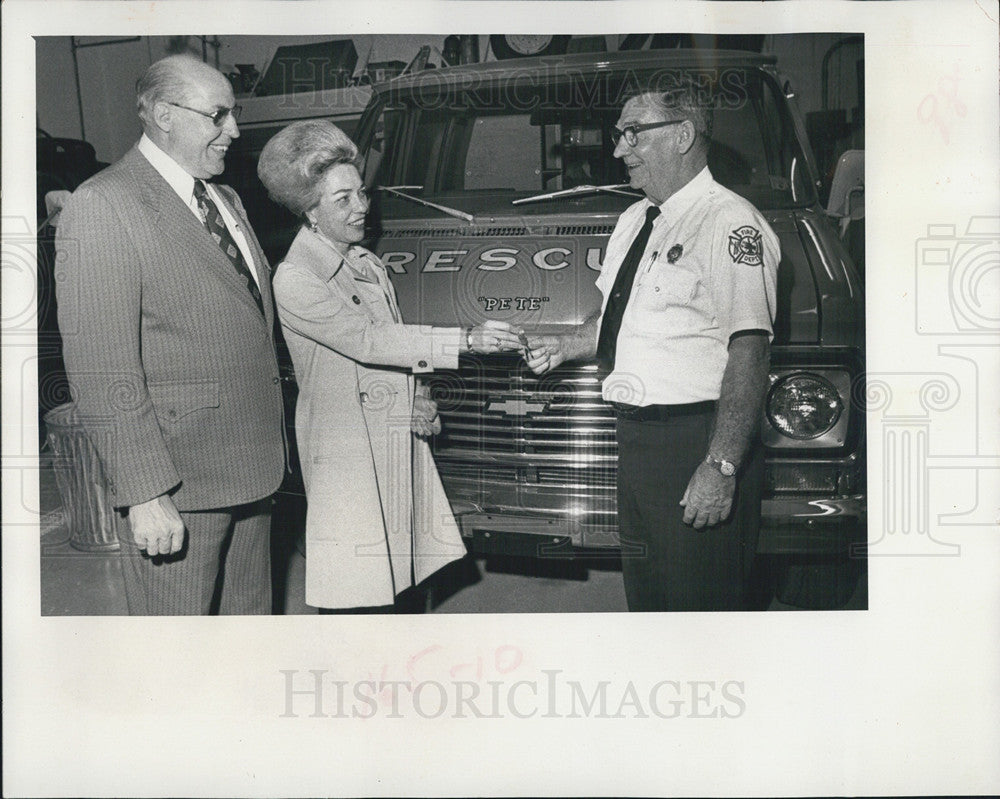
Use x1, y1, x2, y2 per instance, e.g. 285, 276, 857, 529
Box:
230, 48, 867, 608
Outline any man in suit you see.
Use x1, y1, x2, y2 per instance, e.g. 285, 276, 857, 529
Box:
56, 54, 285, 614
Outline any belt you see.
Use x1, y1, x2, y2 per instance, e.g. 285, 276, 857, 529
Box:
611, 400, 716, 421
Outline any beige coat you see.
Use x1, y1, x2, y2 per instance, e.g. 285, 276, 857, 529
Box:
273, 227, 466, 609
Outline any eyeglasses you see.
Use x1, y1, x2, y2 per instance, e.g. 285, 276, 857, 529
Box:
167, 102, 242, 126
611, 119, 685, 147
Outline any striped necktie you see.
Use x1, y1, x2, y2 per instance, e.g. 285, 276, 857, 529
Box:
193, 180, 264, 315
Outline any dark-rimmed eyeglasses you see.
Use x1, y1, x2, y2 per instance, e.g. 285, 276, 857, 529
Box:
611, 119, 685, 147
167, 102, 242, 126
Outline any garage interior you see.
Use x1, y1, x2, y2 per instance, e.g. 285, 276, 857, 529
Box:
34, 32, 866, 615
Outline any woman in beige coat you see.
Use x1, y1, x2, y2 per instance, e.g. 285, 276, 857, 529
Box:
258, 120, 522, 613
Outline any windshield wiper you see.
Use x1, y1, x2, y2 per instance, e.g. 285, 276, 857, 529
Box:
376, 185, 474, 223
512, 183, 643, 206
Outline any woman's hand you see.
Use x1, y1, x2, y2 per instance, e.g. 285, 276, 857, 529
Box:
466, 320, 524, 354
412, 394, 442, 438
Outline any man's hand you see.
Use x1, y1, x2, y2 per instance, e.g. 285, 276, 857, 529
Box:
524, 335, 569, 375
522, 314, 600, 375
679, 462, 735, 529
127, 494, 185, 556
411, 394, 442, 438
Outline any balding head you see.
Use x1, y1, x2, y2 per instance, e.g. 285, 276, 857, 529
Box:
136, 55, 228, 132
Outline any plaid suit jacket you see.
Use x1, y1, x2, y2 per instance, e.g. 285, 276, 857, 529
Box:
56, 147, 285, 511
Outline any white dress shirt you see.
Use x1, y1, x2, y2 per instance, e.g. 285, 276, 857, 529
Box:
137, 134, 259, 286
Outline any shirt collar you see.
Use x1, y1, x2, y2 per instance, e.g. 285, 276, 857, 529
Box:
137, 133, 197, 205
655, 165, 714, 219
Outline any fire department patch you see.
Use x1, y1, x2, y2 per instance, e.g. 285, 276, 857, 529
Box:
728, 225, 763, 266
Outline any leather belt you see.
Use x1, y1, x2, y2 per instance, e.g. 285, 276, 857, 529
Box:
611, 400, 716, 421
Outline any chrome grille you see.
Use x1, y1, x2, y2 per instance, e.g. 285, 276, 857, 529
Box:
381, 226, 530, 238
552, 224, 616, 236
381, 224, 616, 239
427, 355, 617, 466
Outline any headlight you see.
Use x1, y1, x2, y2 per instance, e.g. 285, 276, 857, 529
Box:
766, 373, 844, 440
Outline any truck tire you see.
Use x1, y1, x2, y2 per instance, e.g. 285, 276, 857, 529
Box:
775, 554, 865, 609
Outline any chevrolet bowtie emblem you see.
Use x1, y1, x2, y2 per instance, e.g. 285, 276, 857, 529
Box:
485, 397, 547, 416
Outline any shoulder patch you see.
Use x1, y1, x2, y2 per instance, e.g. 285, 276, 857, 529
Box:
727, 225, 763, 266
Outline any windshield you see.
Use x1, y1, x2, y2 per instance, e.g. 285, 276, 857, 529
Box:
362, 66, 815, 215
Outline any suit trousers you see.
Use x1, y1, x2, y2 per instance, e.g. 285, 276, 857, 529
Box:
118, 498, 273, 615
616, 412, 762, 612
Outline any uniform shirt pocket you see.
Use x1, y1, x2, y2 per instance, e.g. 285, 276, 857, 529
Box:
634, 263, 701, 311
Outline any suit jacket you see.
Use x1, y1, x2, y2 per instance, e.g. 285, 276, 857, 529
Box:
55, 146, 285, 511
273, 227, 465, 608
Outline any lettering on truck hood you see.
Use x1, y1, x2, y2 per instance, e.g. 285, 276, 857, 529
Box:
376, 213, 823, 343
376, 230, 611, 331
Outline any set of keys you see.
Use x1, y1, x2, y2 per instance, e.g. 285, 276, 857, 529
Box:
517, 330, 531, 358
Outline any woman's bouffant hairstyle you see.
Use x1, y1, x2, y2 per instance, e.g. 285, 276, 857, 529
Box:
257, 120, 363, 217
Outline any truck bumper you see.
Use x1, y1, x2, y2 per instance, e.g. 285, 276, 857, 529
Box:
759, 495, 866, 555
449, 494, 866, 557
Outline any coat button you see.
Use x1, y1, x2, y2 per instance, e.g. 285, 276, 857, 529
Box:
417, 360, 427, 368
167, 409, 177, 418
359, 392, 368, 404
352, 295, 361, 304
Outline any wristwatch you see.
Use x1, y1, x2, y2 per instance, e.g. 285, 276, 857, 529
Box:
705, 454, 737, 477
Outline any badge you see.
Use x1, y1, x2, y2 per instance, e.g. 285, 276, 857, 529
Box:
728, 225, 763, 266
666, 244, 683, 263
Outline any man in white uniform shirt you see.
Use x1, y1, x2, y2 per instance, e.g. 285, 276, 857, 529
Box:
526, 80, 779, 611
56, 55, 285, 614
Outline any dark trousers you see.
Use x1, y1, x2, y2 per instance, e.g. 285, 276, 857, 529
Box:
118, 498, 273, 615
616, 412, 762, 612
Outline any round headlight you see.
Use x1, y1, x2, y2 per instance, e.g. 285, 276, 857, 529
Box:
767, 373, 844, 440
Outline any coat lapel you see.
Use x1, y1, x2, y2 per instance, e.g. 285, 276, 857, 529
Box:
126, 149, 271, 328
289, 229, 397, 323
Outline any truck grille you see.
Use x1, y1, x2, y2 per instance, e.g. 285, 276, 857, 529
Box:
380, 224, 616, 239
427, 354, 618, 472
381, 226, 531, 238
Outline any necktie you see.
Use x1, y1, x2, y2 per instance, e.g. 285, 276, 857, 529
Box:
595, 205, 661, 375
193, 180, 264, 315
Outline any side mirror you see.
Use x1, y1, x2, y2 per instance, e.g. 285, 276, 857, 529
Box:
826, 149, 864, 238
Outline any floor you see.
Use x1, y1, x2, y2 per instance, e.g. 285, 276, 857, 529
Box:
38, 451, 866, 616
